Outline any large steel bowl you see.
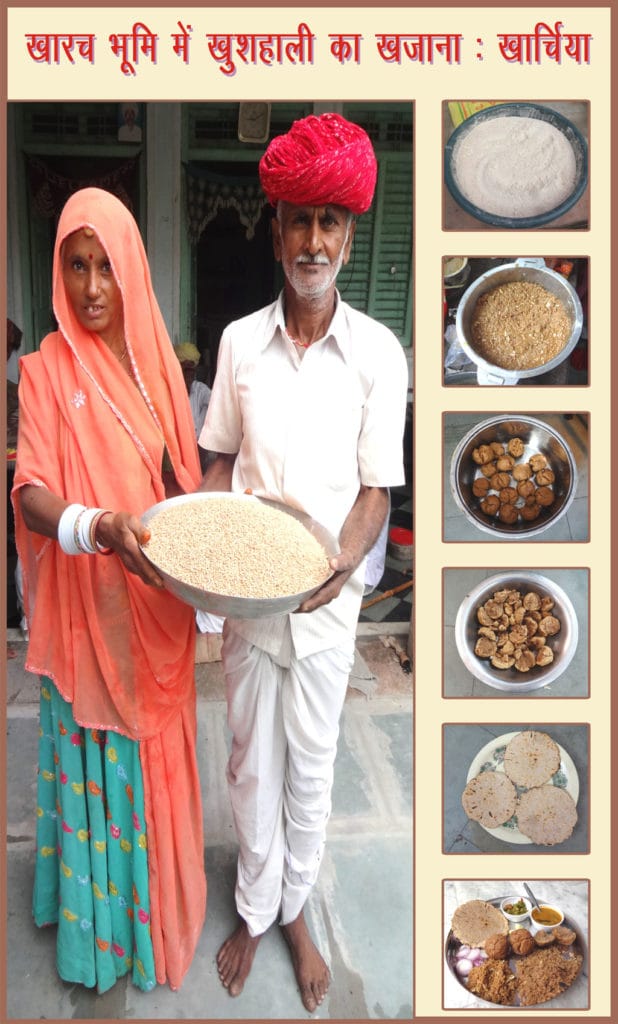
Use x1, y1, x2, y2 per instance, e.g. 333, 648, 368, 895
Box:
455, 259, 583, 385
140, 492, 339, 618
455, 571, 579, 692
450, 415, 577, 539
444, 102, 588, 229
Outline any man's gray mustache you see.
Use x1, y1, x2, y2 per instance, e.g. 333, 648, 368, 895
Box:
295, 254, 331, 265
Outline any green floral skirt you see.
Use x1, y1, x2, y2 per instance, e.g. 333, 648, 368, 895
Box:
33, 677, 157, 993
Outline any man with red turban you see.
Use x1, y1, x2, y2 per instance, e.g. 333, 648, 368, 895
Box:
198, 112, 408, 1012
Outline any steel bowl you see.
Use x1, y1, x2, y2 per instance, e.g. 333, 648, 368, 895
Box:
455, 259, 583, 385
455, 571, 579, 692
140, 492, 339, 618
444, 102, 588, 228
450, 415, 578, 538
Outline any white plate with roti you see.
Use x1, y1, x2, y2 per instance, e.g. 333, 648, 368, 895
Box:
463, 730, 579, 845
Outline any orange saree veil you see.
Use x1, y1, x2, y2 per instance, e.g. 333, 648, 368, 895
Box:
12, 187, 206, 987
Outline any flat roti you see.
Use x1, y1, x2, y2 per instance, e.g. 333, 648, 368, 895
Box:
451, 899, 509, 948
516, 785, 578, 845
504, 730, 561, 788
462, 771, 518, 828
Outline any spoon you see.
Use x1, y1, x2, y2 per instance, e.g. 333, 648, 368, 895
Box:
524, 882, 541, 910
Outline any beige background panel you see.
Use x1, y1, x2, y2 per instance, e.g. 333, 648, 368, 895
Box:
9, 7, 601, 99
6, 4, 613, 1019
414, 7, 610, 1020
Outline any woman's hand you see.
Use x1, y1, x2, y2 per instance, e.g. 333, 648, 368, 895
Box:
95, 511, 165, 587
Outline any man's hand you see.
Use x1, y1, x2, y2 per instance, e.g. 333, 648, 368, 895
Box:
295, 485, 389, 613
296, 551, 356, 613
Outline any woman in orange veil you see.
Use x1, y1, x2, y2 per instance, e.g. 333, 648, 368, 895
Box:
12, 188, 206, 993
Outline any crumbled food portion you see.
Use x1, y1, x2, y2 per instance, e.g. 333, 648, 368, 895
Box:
515, 946, 582, 1006
470, 281, 572, 371
473, 588, 561, 674
467, 958, 517, 1005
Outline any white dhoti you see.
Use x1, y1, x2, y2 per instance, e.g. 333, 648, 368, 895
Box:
222, 624, 354, 937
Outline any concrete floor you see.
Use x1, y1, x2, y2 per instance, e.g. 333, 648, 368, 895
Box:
5, 624, 413, 1020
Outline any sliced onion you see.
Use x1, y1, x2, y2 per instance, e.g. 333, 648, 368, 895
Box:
455, 957, 473, 977
456, 945, 471, 959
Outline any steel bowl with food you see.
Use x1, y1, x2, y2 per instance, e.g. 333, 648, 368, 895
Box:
444, 102, 588, 229
455, 259, 583, 385
140, 492, 338, 618
449, 415, 578, 539
445, 894, 585, 1008
500, 895, 532, 924
528, 904, 565, 935
455, 571, 578, 692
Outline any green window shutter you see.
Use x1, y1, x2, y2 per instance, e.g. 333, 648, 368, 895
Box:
337, 153, 412, 347
337, 206, 374, 311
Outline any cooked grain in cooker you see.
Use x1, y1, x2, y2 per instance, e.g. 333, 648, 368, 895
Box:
145, 498, 331, 598
471, 281, 571, 371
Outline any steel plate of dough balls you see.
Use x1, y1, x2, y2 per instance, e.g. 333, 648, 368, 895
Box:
450, 415, 577, 538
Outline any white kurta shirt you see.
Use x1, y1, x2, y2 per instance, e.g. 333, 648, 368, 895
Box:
189, 379, 211, 438
199, 291, 408, 661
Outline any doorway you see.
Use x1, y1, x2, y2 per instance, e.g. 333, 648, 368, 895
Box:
194, 178, 278, 385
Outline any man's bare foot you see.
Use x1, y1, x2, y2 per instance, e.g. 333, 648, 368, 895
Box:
217, 919, 262, 997
282, 910, 331, 1013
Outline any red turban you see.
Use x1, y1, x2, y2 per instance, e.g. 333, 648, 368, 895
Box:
259, 112, 377, 214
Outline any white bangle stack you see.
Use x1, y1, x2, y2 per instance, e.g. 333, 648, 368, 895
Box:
57, 504, 112, 556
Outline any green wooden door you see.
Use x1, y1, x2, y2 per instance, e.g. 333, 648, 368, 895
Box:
337, 153, 412, 347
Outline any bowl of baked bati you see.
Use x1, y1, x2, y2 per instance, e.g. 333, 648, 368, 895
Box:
444, 102, 588, 229
455, 258, 583, 385
140, 491, 338, 618
455, 571, 578, 693
449, 415, 578, 539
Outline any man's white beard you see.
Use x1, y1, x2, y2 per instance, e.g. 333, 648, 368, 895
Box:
282, 230, 349, 300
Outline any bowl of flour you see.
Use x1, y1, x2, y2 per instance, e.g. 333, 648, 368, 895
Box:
444, 103, 588, 228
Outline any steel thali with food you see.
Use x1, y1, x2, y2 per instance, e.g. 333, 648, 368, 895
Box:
445, 896, 586, 1008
